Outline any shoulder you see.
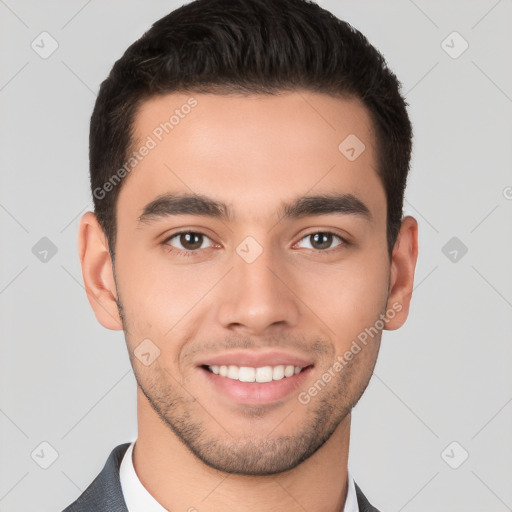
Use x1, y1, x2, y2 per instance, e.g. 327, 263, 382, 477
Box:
61, 443, 131, 512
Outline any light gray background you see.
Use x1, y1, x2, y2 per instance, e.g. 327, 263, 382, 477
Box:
1, 1, 511, 511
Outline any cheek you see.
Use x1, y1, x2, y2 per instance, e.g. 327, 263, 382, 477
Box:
299, 255, 389, 341
114, 247, 219, 339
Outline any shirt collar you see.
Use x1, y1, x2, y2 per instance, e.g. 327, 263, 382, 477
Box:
119, 441, 167, 511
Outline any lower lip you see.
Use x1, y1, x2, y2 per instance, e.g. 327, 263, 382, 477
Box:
199, 366, 313, 405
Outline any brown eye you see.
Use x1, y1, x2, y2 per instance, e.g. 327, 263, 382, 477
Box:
296, 232, 345, 251
165, 231, 212, 252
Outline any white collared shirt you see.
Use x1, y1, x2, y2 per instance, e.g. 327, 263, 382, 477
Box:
119, 441, 359, 512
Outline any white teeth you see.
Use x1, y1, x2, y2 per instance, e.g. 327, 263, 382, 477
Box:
239, 367, 256, 382
284, 365, 295, 377
207, 363, 306, 382
255, 366, 273, 383
227, 365, 239, 379
272, 365, 285, 380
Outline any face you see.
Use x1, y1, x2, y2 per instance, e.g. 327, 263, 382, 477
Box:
80, 91, 417, 475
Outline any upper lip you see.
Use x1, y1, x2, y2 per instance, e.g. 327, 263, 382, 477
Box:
199, 350, 314, 368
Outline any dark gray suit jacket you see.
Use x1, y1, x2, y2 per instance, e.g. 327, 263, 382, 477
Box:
62, 443, 381, 512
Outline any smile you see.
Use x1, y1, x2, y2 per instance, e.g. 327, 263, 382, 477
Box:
200, 363, 314, 405
206, 364, 305, 383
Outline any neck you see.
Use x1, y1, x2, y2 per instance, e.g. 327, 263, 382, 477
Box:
133, 390, 352, 512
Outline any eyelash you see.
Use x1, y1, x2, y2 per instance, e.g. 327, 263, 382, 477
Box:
162, 230, 350, 258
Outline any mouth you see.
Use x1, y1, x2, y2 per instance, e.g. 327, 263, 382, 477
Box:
202, 363, 312, 383
198, 360, 314, 405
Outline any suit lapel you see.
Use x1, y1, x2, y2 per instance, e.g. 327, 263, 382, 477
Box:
62, 443, 130, 512
354, 481, 382, 512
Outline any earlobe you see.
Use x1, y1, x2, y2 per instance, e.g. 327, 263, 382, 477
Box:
384, 216, 419, 331
78, 212, 123, 330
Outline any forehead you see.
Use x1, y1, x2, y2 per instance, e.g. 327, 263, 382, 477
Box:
118, 91, 385, 224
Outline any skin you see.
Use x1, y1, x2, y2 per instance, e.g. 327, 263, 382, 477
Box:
79, 91, 418, 512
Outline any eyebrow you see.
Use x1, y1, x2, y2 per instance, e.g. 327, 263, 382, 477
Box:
137, 192, 372, 225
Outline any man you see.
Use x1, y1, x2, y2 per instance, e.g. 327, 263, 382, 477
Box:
64, 0, 418, 510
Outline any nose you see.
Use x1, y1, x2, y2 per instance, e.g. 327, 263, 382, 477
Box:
216, 241, 300, 336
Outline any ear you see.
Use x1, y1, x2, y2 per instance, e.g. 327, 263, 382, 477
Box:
384, 215, 419, 330
78, 212, 123, 330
